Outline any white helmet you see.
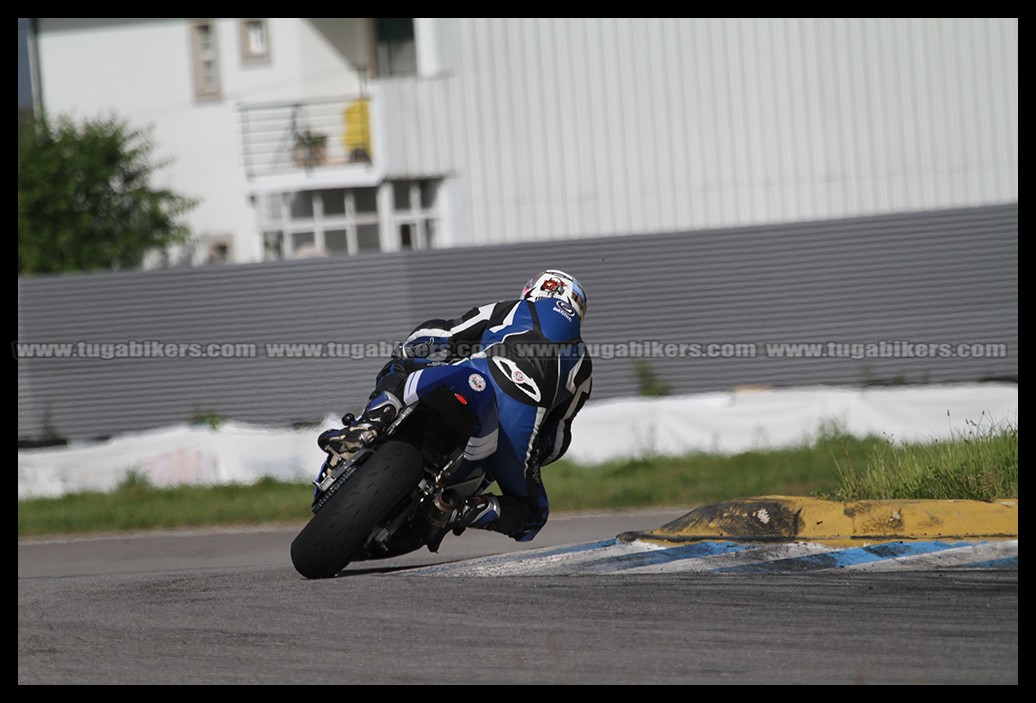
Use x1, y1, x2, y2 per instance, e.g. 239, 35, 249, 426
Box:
520, 270, 588, 321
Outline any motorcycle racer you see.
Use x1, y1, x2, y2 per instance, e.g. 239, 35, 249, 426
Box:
318, 269, 593, 543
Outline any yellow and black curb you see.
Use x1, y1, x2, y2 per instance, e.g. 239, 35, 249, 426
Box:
618, 496, 1019, 547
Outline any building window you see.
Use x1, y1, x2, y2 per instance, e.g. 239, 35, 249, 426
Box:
325, 229, 349, 255
205, 234, 234, 265
190, 20, 222, 101
258, 187, 381, 260
263, 232, 284, 260
375, 18, 416, 77
394, 179, 440, 251
240, 19, 270, 64
292, 231, 319, 258
357, 224, 381, 252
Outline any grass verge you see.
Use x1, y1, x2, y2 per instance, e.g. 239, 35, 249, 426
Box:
18, 420, 1017, 538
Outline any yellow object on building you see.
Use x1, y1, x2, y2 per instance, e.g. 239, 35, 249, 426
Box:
343, 99, 371, 163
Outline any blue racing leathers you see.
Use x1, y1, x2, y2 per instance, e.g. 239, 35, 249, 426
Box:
369, 297, 593, 541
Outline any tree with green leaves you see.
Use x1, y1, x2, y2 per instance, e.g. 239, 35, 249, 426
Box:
18, 112, 199, 275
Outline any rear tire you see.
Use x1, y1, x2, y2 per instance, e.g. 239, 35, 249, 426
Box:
290, 440, 424, 579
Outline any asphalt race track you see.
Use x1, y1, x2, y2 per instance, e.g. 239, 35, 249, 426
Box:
18, 509, 1018, 685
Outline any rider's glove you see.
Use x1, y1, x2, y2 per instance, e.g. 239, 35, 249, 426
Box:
401, 336, 451, 362
451, 495, 501, 536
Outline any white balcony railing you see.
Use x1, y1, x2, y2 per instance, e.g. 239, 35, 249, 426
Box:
238, 95, 373, 179
238, 75, 457, 181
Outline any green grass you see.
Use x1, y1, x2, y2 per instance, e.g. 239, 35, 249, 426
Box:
830, 417, 1018, 501
544, 424, 884, 510
17, 420, 1017, 538
17, 475, 311, 537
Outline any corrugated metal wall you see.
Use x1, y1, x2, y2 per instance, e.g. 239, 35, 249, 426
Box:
391, 18, 1017, 247
17, 204, 1016, 443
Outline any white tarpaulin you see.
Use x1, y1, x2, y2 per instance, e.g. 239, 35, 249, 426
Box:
18, 383, 1017, 499
565, 382, 1019, 464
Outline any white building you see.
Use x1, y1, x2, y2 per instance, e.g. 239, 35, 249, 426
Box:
26, 18, 1018, 267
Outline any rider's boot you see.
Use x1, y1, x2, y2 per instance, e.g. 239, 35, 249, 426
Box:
317, 391, 403, 455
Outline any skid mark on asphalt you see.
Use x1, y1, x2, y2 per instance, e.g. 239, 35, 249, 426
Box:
401, 539, 1019, 576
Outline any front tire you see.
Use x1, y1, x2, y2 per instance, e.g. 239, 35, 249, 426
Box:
290, 440, 424, 579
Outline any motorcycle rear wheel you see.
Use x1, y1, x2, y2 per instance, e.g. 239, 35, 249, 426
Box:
290, 440, 424, 579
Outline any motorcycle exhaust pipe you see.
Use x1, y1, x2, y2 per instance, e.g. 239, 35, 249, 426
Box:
427, 490, 459, 529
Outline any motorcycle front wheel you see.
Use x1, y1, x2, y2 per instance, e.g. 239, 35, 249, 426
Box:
290, 440, 424, 579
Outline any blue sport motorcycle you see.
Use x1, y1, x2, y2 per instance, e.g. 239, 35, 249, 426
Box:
290, 365, 498, 579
